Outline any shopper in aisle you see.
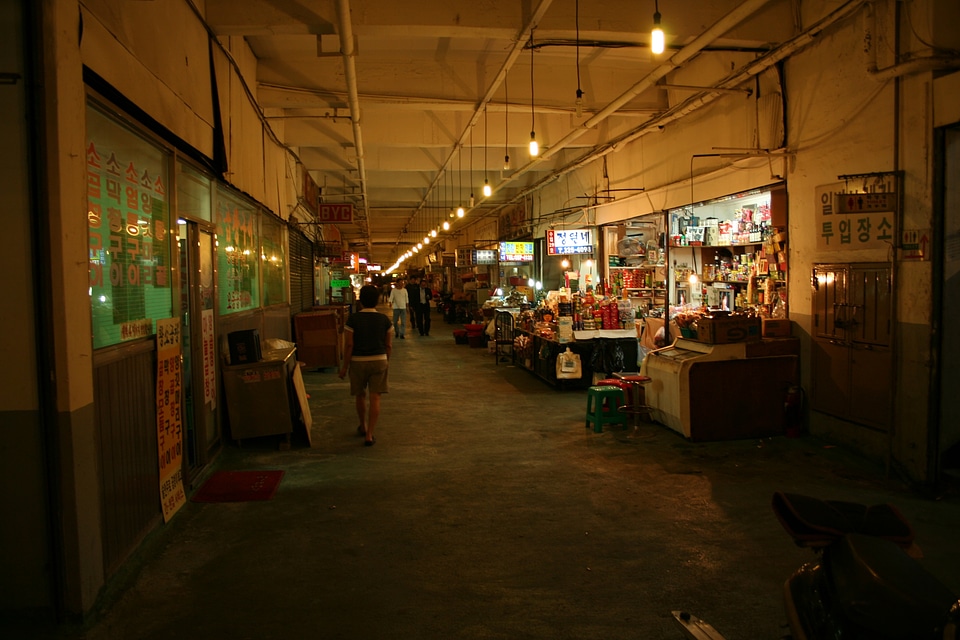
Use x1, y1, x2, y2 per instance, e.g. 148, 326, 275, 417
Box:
416, 279, 433, 336
339, 284, 393, 446
405, 277, 421, 332
388, 280, 409, 339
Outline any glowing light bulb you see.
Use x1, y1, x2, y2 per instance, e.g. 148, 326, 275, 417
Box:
442, 221, 450, 231
651, 11, 665, 55
457, 206, 465, 218
529, 131, 539, 157
483, 180, 492, 197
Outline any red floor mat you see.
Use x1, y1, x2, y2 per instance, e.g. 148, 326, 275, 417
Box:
191, 470, 285, 503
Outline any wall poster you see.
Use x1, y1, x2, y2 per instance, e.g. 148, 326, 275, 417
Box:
156, 317, 186, 522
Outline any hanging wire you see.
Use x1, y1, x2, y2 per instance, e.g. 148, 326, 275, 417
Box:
530, 33, 535, 132
575, 0, 583, 117
504, 74, 510, 169
469, 126, 475, 206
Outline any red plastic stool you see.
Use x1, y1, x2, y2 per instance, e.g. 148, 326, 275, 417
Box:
614, 374, 653, 427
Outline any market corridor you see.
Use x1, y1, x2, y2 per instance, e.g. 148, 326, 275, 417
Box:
38, 307, 960, 640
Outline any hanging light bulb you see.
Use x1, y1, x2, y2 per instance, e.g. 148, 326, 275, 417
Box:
483, 106, 492, 197
413, 245, 420, 253
561, 258, 570, 269
651, 1, 665, 55
417, 242, 423, 250
457, 205, 465, 218
443, 220, 450, 231
503, 74, 511, 170
424, 236, 430, 244
528, 34, 538, 157
431, 229, 437, 237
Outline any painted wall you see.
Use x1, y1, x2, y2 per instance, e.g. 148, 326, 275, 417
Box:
0, 0, 53, 615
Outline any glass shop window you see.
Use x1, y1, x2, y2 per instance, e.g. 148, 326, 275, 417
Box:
216, 189, 260, 315
86, 102, 173, 349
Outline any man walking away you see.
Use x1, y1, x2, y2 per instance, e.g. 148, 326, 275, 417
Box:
417, 279, 433, 336
339, 284, 393, 446
405, 277, 421, 331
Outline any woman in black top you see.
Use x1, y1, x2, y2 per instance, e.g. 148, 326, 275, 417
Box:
339, 285, 393, 446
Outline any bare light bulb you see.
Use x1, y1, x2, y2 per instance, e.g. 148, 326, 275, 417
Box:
483, 180, 492, 197
529, 131, 539, 157
456, 205, 465, 218
430, 229, 437, 237
651, 12, 665, 55
503, 154, 511, 171
442, 221, 450, 231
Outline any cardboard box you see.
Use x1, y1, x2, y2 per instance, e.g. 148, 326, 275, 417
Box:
695, 315, 761, 344
294, 311, 342, 368
762, 318, 792, 338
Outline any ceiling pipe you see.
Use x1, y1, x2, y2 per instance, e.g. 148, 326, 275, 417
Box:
495, 0, 870, 208
335, 0, 372, 257
499, 0, 778, 191
390, 0, 556, 259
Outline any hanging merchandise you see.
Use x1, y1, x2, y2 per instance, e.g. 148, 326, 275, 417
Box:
556, 348, 582, 379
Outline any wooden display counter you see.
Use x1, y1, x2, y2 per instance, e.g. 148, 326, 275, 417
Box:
641, 337, 800, 441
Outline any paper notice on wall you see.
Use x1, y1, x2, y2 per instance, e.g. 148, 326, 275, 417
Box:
201, 308, 216, 408
156, 318, 186, 522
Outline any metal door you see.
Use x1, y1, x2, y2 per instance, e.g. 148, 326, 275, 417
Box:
811, 263, 892, 429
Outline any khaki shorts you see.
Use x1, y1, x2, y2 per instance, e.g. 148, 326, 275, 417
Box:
348, 359, 389, 395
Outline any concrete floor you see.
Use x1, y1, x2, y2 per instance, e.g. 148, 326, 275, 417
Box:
21, 307, 960, 639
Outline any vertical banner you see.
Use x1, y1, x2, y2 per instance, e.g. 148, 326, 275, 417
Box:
201, 308, 216, 407
156, 318, 186, 521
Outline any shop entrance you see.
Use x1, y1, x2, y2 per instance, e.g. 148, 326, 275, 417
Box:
178, 220, 220, 484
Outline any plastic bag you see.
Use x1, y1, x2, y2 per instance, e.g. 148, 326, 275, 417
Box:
556, 348, 582, 379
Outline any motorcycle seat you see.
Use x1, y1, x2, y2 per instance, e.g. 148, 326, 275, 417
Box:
825, 533, 958, 638
772, 491, 915, 548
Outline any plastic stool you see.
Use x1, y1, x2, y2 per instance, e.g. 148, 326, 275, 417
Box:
595, 378, 630, 404
585, 386, 628, 433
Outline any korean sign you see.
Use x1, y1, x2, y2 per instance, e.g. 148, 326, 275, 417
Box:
815, 181, 896, 251
86, 104, 172, 349
499, 241, 535, 262
546, 229, 593, 255
156, 318, 186, 522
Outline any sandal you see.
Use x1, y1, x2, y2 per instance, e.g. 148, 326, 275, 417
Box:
356, 425, 366, 437
364, 438, 376, 447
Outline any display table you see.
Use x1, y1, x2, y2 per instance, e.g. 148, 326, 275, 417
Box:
641, 337, 799, 441
222, 346, 298, 447
512, 328, 639, 389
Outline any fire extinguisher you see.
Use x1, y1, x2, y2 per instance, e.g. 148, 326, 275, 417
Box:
784, 385, 804, 438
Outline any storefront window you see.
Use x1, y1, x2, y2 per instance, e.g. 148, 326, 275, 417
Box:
86, 103, 172, 349
260, 214, 287, 306
216, 190, 259, 314
177, 162, 212, 221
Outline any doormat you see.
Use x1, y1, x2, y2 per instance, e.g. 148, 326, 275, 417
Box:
191, 470, 285, 503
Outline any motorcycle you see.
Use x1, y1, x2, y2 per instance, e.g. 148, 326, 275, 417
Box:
674, 491, 960, 640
